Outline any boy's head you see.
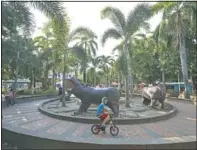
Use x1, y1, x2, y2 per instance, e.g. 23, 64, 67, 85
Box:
102, 97, 108, 104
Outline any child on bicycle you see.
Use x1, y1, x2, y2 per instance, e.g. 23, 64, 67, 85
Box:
96, 97, 111, 132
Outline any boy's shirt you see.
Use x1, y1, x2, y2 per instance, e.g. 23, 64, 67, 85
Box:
96, 103, 105, 116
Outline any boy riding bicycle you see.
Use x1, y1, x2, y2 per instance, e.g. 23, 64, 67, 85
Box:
96, 97, 111, 132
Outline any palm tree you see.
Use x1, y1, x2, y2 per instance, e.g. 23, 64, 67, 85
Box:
89, 56, 102, 86
101, 3, 152, 106
98, 55, 114, 86
68, 27, 98, 84
2, 1, 67, 37
2, 1, 68, 100
152, 1, 196, 98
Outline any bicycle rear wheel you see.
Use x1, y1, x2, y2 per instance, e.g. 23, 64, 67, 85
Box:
91, 125, 100, 134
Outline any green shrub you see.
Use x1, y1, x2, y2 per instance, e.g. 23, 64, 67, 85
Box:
166, 89, 173, 94
171, 91, 179, 97
23, 89, 32, 95
2, 88, 6, 94
42, 88, 58, 95
16, 89, 25, 95
16, 88, 58, 96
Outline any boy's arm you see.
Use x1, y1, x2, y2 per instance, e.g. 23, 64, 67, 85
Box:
103, 107, 110, 114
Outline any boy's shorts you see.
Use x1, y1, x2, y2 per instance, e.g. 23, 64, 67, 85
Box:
99, 113, 108, 120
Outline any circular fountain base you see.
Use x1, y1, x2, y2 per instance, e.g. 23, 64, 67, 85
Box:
38, 97, 177, 124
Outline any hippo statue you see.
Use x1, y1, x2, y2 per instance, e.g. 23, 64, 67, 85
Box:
65, 77, 120, 117
141, 84, 166, 109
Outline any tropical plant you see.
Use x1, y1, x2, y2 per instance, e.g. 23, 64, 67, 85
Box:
68, 27, 98, 83
152, 1, 196, 98
101, 3, 152, 106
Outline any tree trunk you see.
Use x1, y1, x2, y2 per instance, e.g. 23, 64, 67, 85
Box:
129, 73, 133, 101
52, 69, 55, 89
62, 52, 67, 107
179, 38, 189, 98
13, 51, 20, 101
29, 76, 32, 89
74, 68, 78, 78
85, 69, 88, 84
106, 68, 108, 86
43, 69, 48, 89
83, 70, 86, 83
162, 69, 165, 86
31, 69, 34, 95
192, 75, 196, 93
125, 75, 130, 107
94, 69, 96, 86
178, 70, 180, 93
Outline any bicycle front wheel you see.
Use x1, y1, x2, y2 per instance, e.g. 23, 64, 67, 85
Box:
110, 125, 119, 136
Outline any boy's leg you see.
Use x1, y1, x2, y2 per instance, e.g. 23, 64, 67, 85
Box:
101, 114, 110, 127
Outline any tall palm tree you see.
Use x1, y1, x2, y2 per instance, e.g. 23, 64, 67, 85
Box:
101, 3, 152, 106
152, 1, 196, 98
68, 27, 98, 84
98, 55, 114, 86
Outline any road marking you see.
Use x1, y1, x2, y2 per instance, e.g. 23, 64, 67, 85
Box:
186, 117, 196, 121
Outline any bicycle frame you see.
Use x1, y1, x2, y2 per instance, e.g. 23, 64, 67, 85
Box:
101, 115, 114, 129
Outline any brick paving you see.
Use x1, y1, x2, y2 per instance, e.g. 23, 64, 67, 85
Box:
2, 98, 196, 146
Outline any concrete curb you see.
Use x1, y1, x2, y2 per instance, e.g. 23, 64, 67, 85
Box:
132, 93, 196, 104
2, 126, 196, 149
2, 95, 58, 109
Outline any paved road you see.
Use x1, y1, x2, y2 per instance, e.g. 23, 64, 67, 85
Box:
2, 99, 196, 146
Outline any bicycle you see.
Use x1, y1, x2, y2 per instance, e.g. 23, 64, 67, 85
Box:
91, 113, 119, 136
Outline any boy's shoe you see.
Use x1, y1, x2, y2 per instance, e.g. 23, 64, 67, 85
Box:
100, 126, 105, 131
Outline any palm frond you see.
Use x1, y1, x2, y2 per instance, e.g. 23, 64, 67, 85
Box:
68, 26, 97, 42
101, 28, 122, 46
68, 46, 87, 61
134, 33, 147, 39
29, 2, 66, 22
112, 44, 122, 53
13, 2, 35, 36
101, 6, 126, 34
126, 3, 152, 35
90, 40, 98, 50
153, 24, 160, 44
30, 2, 69, 48
140, 21, 151, 32
89, 42, 97, 56
152, 2, 169, 14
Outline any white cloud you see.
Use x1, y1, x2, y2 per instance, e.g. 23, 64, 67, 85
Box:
31, 2, 162, 56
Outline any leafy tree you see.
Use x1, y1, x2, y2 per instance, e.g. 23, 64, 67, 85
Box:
152, 1, 196, 97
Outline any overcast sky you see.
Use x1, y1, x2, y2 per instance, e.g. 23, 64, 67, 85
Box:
31, 2, 162, 57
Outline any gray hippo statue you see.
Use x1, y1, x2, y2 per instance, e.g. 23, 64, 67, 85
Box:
141, 84, 166, 109
65, 77, 120, 117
